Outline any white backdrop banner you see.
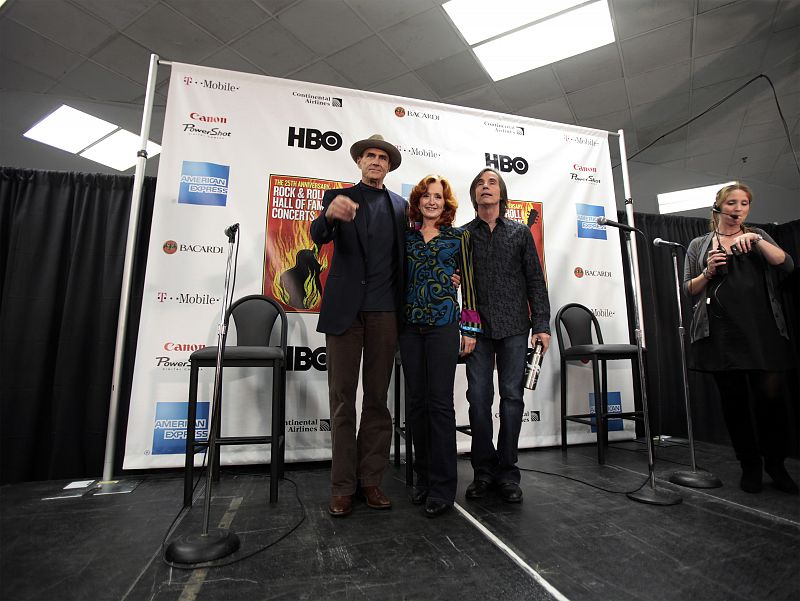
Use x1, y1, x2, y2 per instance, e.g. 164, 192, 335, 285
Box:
123, 62, 634, 469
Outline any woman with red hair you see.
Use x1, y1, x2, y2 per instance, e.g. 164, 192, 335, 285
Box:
400, 174, 481, 517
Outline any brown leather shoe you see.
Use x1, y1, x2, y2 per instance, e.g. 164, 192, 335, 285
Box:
359, 486, 392, 509
328, 495, 352, 517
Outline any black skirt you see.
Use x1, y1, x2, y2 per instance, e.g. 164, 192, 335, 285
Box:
690, 250, 794, 372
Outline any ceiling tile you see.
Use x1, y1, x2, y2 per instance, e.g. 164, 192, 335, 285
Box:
0, 58, 58, 94
165, 0, 271, 43
327, 36, 408, 88
347, 0, 437, 30
380, 8, 466, 70
686, 129, 739, 158
631, 94, 690, 129
692, 40, 768, 89
634, 138, 687, 163
690, 76, 758, 116
288, 60, 355, 88
627, 61, 690, 107
738, 118, 789, 146
553, 43, 622, 94
582, 108, 634, 133
772, 0, 800, 32
686, 151, 733, 175
200, 48, 265, 76
415, 50, 490, 98
620, 20, 692, 76
69, 0, 159, 29
762, 25, 800, 70
252, 0, 302, 16
694, 0, 775, 57
90, 36, 169, 86
278, 0, 369, 55
494, 67, 563, 111
371, 72, 438, 102
51, 60, 143, 101
698, 0, 737, 13
518, 96, 576, 124
124, 3, 223, 64
611, 0, 693, 39
231, 19, 317, 77
6, 0, 115, 55
567, 78, 629, 120
0, 19, 84, 79
635, 123, 687, 147
444, 85, 508, 113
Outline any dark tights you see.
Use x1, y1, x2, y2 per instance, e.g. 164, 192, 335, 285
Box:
712, 370, 790, 468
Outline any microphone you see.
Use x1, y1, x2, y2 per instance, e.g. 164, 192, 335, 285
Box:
596, 216, 639, 233
711, 207, 739, 219
653, 238, 683, 249
224, 223, 239, 241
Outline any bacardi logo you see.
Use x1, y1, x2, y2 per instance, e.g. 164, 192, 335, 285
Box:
162, 240, 224, 255
394, 106, 440, 120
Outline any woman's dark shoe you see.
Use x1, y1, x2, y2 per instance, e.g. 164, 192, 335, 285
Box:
410, 487, 429, 505
739, 464, 763, 494
765, 464, 799, 495
424, 498, 451, 518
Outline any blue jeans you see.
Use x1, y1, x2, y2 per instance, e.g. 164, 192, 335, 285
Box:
465, 333, 528, 484
399, 322, 459, 504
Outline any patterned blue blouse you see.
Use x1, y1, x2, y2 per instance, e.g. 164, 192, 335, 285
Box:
403, 226, 481, 336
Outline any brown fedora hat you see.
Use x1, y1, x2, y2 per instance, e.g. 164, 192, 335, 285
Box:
349, 134, 402, 171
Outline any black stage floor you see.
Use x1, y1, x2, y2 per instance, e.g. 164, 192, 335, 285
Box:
2, 440, 799, 601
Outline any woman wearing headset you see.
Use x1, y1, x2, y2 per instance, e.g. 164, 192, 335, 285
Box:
683, 182, 796, 494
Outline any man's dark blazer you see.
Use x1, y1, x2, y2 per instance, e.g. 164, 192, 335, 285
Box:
310, 183, 407, 335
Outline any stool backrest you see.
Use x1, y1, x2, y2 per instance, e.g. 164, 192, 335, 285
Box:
229, 295, 287, 349
555, 303, 604, 352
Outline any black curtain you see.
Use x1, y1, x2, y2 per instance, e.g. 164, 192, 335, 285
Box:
1, 166, 797, 483
0, 168, 155, 483
615, 210, 800, 454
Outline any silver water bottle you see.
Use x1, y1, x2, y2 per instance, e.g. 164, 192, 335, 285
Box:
524, 340, 544, 390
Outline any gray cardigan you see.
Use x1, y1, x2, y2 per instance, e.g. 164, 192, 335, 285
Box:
682, 227, 794, 344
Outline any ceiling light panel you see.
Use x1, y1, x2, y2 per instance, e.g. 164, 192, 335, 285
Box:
443, 0, 588, 44
472, 1, 615, 81
657, 182, 735, 214
80, 130, 161, 172
23, 105, 117, 153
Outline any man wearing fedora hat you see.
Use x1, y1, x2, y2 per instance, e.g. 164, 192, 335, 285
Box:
311, 134, 407, 517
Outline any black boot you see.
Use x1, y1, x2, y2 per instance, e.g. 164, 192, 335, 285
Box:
765, 463, 799, 495
739, 460, 763, 494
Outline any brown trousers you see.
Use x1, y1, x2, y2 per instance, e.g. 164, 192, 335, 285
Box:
326, 311, 397, 495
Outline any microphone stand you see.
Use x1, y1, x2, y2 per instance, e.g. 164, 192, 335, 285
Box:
166, 226, 241, 564
616, 227, 682, 506
665, 245, 722, 489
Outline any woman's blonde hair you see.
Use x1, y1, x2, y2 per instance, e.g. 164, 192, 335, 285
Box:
709, 182, 753, 232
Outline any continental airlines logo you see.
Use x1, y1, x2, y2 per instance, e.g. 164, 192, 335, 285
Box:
396, 144, 441, 159
573, 266, 612, 278
162, 240, 224, 255
292, 91, 342, 108
394, 106, 440, 120
484, 121, 524, 136
182, 75, 239, 92
570, 163, 600, 184
287, 418, 331, 433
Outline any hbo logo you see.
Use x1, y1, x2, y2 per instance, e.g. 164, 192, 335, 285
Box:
485, 153, 529, 174
288, 127, 342, 151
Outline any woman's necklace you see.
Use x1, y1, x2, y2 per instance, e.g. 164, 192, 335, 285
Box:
715, 227, 743, 237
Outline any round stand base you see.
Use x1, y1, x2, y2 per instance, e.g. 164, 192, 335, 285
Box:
628, 485, 682, 506
670, 469, 723, 489
166, 528, 240, 564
